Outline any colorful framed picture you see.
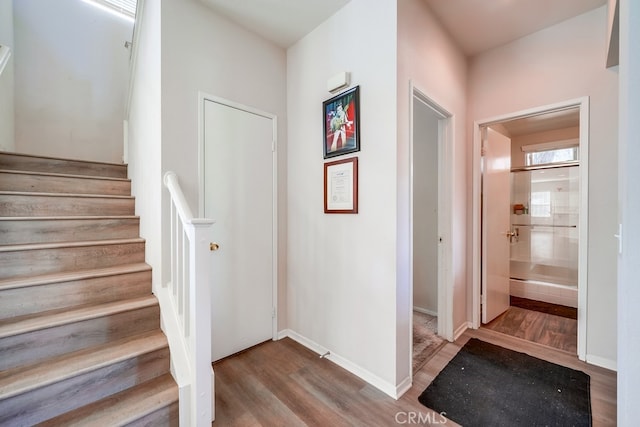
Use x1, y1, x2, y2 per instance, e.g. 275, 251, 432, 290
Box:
324, 156, 358, 214
323, 86, 360, 159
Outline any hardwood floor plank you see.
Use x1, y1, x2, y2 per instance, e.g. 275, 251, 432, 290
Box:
213, 332, 615, 426
483, 306, 577, 354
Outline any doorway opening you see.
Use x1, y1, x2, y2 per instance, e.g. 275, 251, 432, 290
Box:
472, 98, 589, 359
410, 86, 452, 375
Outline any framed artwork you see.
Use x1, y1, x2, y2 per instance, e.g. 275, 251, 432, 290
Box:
324, 156, 358, 214
323, 86, 360, 159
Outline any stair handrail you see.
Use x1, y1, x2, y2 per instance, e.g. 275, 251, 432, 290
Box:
162, 171, 215, 426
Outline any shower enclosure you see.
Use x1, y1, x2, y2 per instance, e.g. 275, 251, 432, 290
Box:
510, 164, 579, 303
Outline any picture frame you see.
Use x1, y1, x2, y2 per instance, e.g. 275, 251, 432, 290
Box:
323, 86, 360, 159
324, 157, 358, 214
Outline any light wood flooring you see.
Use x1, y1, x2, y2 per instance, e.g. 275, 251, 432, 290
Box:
213, 328, 616, 426
483, 305, 578, 353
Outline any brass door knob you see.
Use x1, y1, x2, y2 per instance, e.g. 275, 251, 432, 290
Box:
210, 242, 220, 251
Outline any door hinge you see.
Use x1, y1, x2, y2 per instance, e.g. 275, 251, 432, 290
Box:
272, 140, 276, 152
272, 307, 276, 318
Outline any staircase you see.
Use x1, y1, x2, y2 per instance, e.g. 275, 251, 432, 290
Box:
0, 152, 179, 426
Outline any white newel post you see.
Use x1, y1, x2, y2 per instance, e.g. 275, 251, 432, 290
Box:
189, 220, 214, 425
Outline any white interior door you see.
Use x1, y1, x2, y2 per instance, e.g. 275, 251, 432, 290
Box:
204, 99, 274, 362
482, 127, 512, 323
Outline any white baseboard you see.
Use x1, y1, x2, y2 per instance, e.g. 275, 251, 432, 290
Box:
586, 354, 617, 371
278, 329, 403, 399
413, 306, 437, 317
454, 321, 471, 341
395, 376, 413, 398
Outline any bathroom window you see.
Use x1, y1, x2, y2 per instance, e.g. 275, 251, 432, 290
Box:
531, 191, 551, 218
526, 146, 578, 166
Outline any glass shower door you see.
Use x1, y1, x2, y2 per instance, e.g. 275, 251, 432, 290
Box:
510, 165, 579, 287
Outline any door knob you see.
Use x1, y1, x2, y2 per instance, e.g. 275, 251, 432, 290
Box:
210, 242, 220, 251
505, 230, 518, 243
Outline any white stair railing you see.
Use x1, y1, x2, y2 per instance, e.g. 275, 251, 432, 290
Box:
162, 171, 215, 426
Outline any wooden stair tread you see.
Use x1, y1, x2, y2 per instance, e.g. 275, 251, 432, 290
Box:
0, 190, 133, 199
0, 237, 145, 253
0, 295, 158, 339
0, 193, 136, 217
0, 152, 128, 179
38, 373, 178, 427
0, 152, 175, 424
0, 215, 139, 221
0, 151, 127, 168
0, 263, 150, 291
0, 169, 131, 183
0, 330, 167, 399
0, 170, 132, 197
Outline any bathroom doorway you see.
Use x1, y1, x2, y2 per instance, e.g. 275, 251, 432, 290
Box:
472, 98, 589, 359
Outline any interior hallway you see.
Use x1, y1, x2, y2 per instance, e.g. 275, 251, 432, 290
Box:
212, 328, 616, 426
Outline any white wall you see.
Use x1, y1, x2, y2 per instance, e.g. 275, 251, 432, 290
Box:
413, 98, 438, 314
397, 0, 468, 382
13, 0, 132, 162
287, 0, 399, 394
126, 0, 162, 289
617, 0, 640, 423
0, 0, 14, 151
468, 6, 618, 366
159, 0, 288, 328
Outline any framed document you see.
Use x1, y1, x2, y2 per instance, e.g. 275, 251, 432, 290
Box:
324, 157, 358, 214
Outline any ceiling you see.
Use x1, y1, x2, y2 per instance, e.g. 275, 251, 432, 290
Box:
199, 0, 607, 53
198, 1, 599, 136
198, 0, 351, 48
425, 0, 608, 56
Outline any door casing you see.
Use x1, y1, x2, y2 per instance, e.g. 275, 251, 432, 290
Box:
409, 83, 454, 379
471, 97, 590, 360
